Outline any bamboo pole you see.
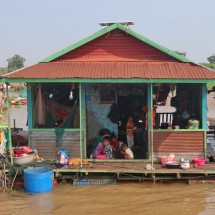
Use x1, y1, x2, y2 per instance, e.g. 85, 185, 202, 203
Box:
10, 169, 19, 192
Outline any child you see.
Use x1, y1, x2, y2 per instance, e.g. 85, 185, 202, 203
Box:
110, 133, 119, 151
121, 143, 134, 159
92, 136, 112, 159
91, 129, 110, 154
110, 133, 120, 158
126, 116, 134, 148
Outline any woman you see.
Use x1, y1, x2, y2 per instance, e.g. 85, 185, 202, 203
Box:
92, 136, 112, 159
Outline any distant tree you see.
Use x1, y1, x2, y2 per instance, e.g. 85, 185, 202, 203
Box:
207, 55, 215, 64
7, 54, 26, 72
200, 63, 215, 70
174, 51, 187, 56
0, 67, 8, 75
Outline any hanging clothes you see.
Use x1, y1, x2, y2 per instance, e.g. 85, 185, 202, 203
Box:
55, 127, 65, 147
35, 84, 46, 126
107, 103, 120, 124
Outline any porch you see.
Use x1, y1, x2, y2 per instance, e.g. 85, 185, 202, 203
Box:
52, 161, 215, 182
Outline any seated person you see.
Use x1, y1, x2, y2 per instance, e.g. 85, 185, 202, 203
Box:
92, 136, 112, 159
110, 133, 120, 157
121, 143, 134, 159
126, 116, 135, 148
91, 129, 110, 154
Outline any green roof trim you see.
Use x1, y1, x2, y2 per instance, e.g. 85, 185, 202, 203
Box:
3, 77, 214, 84
40, 23, 192, 63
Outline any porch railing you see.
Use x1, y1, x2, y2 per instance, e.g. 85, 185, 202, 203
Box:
156, 112, 174, 128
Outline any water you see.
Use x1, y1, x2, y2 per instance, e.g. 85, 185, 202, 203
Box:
1, 182, 215, 215
2, 105, 28, 130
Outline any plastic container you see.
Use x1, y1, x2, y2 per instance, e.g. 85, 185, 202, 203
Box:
193, 157, 206, 166
160, 155, 176, 166
187, 120, 200, 129
13, 152, 36, 165
180, 162, 190, 170
24, 167, 53, 193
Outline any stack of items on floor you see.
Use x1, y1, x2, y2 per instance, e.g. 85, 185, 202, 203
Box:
160, 154, 206, 169
11, 146, 42, 165
55, 148, 89, 168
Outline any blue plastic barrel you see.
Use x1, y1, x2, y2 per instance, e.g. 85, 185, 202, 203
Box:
24, 167, 53, 193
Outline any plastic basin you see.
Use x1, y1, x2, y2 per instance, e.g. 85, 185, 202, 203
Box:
193, 157, 206, 166
24, 167, 53, 193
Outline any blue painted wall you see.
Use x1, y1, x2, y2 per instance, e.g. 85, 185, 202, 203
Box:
86, 84, 118, 139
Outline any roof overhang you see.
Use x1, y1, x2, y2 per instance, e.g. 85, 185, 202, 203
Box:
2, 61, 215, 83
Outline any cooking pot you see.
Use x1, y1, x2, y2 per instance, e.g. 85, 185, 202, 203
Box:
165, 161, 180, 169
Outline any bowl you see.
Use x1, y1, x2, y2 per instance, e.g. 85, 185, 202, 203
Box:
181, 163, 190, 169
180, 158, 190, 163
13, 152, 37, 165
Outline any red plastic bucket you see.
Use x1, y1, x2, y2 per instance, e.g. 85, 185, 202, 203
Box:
193, 157, 206, 166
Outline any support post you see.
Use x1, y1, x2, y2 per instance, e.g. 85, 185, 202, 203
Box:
147, 83, 153, 168
27, 83, 33, 129
79, 83, 83, 168
81, 83, 87, 157
27, 83, 33, 148
6, 83, 13, 165
202, 83, 207, 157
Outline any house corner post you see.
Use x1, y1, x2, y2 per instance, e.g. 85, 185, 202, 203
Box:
79, 83, 83, 168
147, 83, 153, 168
202, 83, 207, 157
6, 82, 13, 165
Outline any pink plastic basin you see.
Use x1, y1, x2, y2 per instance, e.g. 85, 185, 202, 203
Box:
193, 157, 206, 166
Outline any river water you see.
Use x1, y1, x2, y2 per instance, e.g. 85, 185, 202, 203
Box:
1, 105, 215, 215
1, 182, 215, 215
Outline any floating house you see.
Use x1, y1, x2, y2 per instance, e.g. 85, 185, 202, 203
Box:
1, 23, 215, 179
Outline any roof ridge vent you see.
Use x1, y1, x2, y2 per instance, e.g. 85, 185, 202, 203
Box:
99, 21, 134, 27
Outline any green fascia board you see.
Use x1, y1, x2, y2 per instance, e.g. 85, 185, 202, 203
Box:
3, 77, 215, 84
40, 23, 192, 63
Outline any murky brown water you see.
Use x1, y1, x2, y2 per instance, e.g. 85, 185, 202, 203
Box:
1, 182, 215, 215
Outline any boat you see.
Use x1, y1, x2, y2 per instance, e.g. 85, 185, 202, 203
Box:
10, 97, 27, 105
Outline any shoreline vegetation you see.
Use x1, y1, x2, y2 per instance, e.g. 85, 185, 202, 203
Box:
199, 63, 215, 90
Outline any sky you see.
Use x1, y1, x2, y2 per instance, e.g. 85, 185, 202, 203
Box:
0, 0, 215, 67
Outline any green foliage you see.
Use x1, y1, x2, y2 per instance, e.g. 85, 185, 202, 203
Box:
0, 67, 8, 75
207, 55, 215, 64
199, 63, 215, 90
200, 63, 215, 70
7, 54, 26, 72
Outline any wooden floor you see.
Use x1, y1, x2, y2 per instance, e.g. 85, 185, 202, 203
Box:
53, 162, 215, 181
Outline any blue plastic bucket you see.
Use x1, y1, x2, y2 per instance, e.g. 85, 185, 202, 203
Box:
24, 167, 53, 193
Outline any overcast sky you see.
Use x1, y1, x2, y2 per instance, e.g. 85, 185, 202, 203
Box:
1, 0, 215, 67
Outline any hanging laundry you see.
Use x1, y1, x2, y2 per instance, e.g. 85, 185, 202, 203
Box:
35, 84, 46, 126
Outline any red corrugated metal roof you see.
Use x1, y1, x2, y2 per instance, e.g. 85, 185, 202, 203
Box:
54, 30, 178, 62
4, 62, 215, 80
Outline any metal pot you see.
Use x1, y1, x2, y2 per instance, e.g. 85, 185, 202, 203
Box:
165, 161, 181, 169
